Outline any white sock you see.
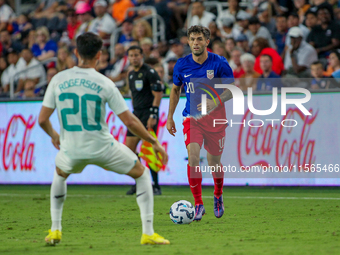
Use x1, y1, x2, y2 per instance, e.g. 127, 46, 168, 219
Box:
135, 167, 154, 236
50, 170, 67, 231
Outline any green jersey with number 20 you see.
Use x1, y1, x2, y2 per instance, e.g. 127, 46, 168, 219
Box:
42, 66, 128, 159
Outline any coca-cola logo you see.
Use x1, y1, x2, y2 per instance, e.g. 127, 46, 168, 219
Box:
0, 115, 36, 171
237, 108, 317, 170
106, 110, 169, 171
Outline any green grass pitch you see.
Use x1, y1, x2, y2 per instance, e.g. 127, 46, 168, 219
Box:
1, 185, 340, 255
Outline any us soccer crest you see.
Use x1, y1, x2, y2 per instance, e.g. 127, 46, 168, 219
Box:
135, 80, 143, 91
207, 70, 214, 79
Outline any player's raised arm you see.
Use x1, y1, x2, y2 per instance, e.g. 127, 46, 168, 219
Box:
167, 85, 181, 136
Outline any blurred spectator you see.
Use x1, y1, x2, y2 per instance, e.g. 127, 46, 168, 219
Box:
31, 26, 58, 61
239, 53, 260, 91
252, 37, 284, 75
154, 63, 170, 94
310, 61, 330, 89
257, 1, 276, 37
308, 0, 334, 21
11, 14, 33, 41
0, 0, 15, 31
246, 16, 276, 49
16, 48, 47, 92
66, 8, 81, 40
274, 14, 288, 56
284, 27, 318, 78
0, 56, 7, 91
118, 18, 134, 46
256, 54, 282, 91
188, 0, 215, 28
108, 43, 130, 88
307, 7, 340, 58
218, 0, 249, 23
1, 48, 21, 92
167, 38, 185, 61
224, 37, 236, 61
88, 0, 116, 47
219, 15, 241, 40
325, 50, 340, 76
304, 10, 318, 31
74, 2, 94, 39
96, 48, 112, 76
229, 47, 245, 79
132, 19, 152, 42
207, 20, 222, 50
30, 0, 61, 20
56, 47, 76, 71
36, 67, 58, 96
293, 0, 311, 23
21, 79, 37, 98
212, 41, 227, 59
0, 30, 23, 56
236, 11, 251, 34
286, 12, 310, 45
235, 34, 249, 53
110, 0, 134, 26
144, 57, 159, 67
165, 57, 177, 84
27, 30, 36, 49
140, 37, 153, 59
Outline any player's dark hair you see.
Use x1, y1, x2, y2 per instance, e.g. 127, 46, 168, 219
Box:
127, 45, 143, 55
76, 32, 103, 60
260, 54, 272, 62
187, 25, 211, 40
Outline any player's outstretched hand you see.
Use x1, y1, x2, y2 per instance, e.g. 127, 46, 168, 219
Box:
51, 131, 60, 150
152, 141, 168, 165
167, 118, 176, 136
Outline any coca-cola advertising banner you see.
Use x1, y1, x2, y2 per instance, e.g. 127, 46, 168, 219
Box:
1, 93, 340, 185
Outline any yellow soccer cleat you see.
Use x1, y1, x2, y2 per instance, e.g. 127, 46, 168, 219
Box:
45, 229, 62, 245
141, 233, 170, 245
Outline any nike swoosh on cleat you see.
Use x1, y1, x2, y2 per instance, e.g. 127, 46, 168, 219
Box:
136, 191, 146, 197
54, 194, 65, 199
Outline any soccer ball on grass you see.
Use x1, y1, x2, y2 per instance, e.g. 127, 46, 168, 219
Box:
169, 200, 195, 224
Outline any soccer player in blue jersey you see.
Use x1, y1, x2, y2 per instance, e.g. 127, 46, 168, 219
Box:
167, 25, 234, 221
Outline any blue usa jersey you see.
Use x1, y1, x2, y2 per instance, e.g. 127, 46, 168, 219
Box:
173, 52, 234, 117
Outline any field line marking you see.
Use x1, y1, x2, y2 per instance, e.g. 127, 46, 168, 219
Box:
0, 193, 340, 200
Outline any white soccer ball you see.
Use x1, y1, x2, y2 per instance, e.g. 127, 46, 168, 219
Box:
169, 200, 195, 224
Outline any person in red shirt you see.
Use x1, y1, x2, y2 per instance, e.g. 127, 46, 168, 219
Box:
66, 8, 81, 40
252, 37, 284, 75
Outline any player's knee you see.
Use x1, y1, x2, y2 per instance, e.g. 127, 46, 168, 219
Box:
127, 160, 145, 179
189, 155, 200, 166
56, 167, 69, 178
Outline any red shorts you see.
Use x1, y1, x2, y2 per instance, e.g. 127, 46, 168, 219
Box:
182, 117, 226, 156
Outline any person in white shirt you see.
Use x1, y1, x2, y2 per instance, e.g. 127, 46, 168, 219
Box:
16, 48, 47, 92
284, 26, 318, 78
1, 49, 21, 93
88, 0, 116, 46
189, 0, 215, 28
218, 15, 241, 40
39, 32, 169, 245
0, 0, 15, 31
245, 16, 276, 49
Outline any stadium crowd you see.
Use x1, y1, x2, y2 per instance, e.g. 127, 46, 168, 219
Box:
1, 0, 340, 98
